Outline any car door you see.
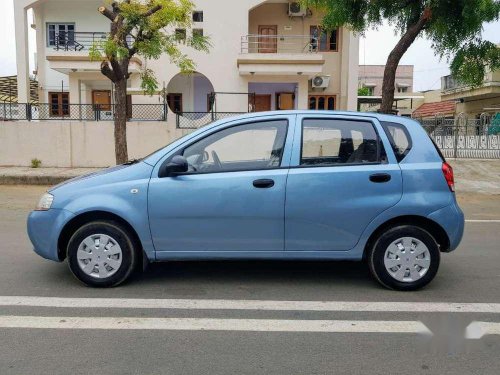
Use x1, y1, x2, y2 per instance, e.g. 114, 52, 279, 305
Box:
285, 115, 402, 251
148, 116, 294, 257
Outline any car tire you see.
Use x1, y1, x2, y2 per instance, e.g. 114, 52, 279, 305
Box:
367, 225, 440, 291
67, 220, 138, 287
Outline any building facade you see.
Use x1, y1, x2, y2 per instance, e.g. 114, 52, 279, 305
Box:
14, 0, 359, 121
358, 65, 413, 96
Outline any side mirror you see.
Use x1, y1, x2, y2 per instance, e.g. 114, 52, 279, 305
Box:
160, 155, 189, 177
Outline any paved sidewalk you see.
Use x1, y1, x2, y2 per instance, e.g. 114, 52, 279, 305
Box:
0, 166, 101, 185
0, 159, 499, 194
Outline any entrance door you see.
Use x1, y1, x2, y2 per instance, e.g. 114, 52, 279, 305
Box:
253, 94, 272, 112
258, 25, 277, 53
92, 90, 111, 110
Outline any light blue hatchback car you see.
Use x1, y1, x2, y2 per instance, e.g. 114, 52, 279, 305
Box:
27, 111, 464, 290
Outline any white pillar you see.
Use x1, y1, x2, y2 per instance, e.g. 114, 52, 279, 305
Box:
14, 3, 30, 103
340, 30, 360, 111
297, 76, 309, 110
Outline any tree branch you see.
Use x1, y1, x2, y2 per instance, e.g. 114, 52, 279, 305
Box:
143, 5, 162, 18
98, 6, 116, 22
100, 61, 116, 82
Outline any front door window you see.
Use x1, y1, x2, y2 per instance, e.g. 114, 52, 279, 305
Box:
182, 120, 288, 173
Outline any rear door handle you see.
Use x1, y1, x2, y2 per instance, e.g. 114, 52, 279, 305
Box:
253, 179, 275, 189
369, 173, 391, 183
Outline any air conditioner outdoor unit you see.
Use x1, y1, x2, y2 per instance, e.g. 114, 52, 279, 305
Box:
311, 75, 330, 89
288, 2, 307, 17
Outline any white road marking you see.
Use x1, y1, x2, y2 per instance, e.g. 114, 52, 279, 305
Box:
465, 321, 500, 339
0, 315, 431, 334
465, 219, 500, 223
1, 296, 500, 313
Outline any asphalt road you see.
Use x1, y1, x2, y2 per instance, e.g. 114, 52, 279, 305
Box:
0, 185, 499, 375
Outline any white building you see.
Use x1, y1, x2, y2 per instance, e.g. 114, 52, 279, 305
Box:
14, 0, 359, 118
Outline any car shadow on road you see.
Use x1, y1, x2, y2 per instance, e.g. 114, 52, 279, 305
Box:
133, 260, 377, 289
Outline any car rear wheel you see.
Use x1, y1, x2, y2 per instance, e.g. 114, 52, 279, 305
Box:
368, 225, 440, 291
67, 220, 138, 287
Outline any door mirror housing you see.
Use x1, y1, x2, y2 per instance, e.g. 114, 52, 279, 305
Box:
159, 155, 189, 177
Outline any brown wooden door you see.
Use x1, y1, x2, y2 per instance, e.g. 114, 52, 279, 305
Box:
253, 94, 272, 112
48, 92, 70, 117
277, 93, 295, 110
92, 90, 111, 110
258, 25, 277, 53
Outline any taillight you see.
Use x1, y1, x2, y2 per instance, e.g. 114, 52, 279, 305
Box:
442, 162, 455, 192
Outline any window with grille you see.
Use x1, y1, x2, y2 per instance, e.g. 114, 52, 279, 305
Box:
47, 23, 75, 47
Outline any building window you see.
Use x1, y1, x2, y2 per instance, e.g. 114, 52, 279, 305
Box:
193, 29, 204, 38
47, 23, 75, 47
175, 29, 186, 42
309, 95, 336, 110
310, 26, 338, 52
167, 93, 183, 113
192, 11, 204, 23
397, 86, 409, 93
364, 86, 375, 96
48, 92, 70, 117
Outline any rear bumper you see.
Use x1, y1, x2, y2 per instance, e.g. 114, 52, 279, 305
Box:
27, 209, 75, 262
427, 202, 465, 252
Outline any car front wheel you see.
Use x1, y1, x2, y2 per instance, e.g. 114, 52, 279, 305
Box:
67, 220, 138, 287
368, 225, 440, 291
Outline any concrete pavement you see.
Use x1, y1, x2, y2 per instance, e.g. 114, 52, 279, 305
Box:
0, 185, 499, 374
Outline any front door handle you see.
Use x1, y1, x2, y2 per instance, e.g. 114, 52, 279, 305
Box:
253, 179, 275, 189
369, 173, 391, 183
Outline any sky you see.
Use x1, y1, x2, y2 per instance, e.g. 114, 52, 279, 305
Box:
0, 1, 499, 92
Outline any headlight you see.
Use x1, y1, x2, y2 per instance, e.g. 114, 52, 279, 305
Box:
35, 193, 54, 211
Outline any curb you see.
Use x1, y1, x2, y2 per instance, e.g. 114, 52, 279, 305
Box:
0, 175, 74, 186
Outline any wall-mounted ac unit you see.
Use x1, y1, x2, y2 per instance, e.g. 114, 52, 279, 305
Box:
288, 2, 306, 17
311, 75, 330, 89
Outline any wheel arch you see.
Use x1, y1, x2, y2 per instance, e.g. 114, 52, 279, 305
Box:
363, 215, 451, 259
57, 210, 144, 263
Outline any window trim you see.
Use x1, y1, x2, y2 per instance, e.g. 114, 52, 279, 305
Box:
298, 117, 385, 168
46, 22, 75, 47
310, 26, 339, 52
308, 95, 336, 111
380, 121, 412, 163
159, 119, 290, 177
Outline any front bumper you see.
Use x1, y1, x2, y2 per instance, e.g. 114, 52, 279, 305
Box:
27, 208, 75, 262
427, 202, 465, 252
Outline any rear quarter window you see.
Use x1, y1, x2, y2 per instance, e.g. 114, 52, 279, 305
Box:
381, 121, 412, 162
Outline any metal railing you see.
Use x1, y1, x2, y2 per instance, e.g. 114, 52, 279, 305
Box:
417, 114, 500, 159
0, 102, 168, 122
176, 112, 246, 129
240, 34, 319, 54
52, 31, 109, 52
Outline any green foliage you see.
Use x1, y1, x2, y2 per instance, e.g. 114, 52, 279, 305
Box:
358, 86, 371, 96
305, 0, 500, 87
30, 158, 42, 169
93, 0, 211, 94
450, 41, 500, 87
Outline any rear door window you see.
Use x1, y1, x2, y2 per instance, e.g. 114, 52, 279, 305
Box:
301, 118, 382, 165
381, 121, 412, 162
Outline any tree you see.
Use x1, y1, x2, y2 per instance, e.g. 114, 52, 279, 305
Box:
357, 86, 371, 96
305, 0, 500, 113
90, 0, 210, 164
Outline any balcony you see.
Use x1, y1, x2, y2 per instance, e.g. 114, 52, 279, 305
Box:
238, 34, 325, 76
46, 32, 142, 74
441, 73, 500, 101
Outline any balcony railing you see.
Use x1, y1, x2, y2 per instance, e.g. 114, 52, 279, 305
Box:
241, 34, 319, 54
52, 31, 113, 52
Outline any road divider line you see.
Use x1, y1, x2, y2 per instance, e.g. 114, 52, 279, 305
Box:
465, 321, 500, 339
0, 315, 431, 334
1, 297, 500, 313
465, 219, 500, 223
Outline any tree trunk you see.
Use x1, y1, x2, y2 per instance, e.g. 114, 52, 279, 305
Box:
379, 10, 431, 114
114, 78, 128, 164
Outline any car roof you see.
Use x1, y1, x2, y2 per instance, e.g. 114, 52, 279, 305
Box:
216, 110, 417, 126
